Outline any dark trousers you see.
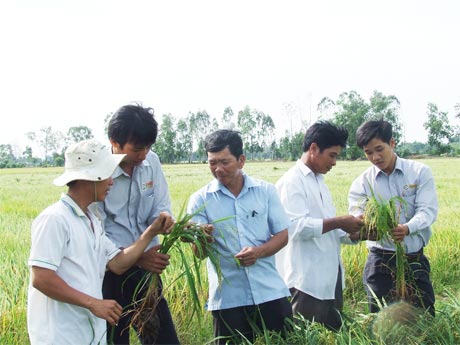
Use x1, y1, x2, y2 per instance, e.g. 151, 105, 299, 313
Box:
211, 297, 292, 345
103, 267, 180, 345
289, 266, 343, 331
364, 247, 435, 316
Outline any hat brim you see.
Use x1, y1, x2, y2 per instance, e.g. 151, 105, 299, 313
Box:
53, 153, 126, 186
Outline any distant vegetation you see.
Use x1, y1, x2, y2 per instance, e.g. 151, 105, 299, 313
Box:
1, 90, 460, 168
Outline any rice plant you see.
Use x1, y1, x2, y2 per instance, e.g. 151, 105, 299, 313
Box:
362, 183, 409, 299
129, 204, 228, 338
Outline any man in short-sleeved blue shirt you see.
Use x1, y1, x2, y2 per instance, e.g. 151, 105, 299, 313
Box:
187, 129, 292, 344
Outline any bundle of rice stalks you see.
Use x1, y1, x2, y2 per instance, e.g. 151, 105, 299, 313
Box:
130, 205, 228, 338
363, 184, 408, 299
371, 301, 425, 343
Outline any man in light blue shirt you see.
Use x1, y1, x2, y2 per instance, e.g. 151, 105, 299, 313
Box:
348, 120, 437, 316
101, 104, 179, 344
187, 129, 292, 344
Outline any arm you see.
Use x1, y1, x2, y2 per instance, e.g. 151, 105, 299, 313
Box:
276, 178, 323, 240
404, 167, 438, 234
135, 244, 171, 274
392, 167, 438, 242
108, 212, 174, 275
147, 153, 172, 224
235, 229, 288, 267
323, 215, 363, 234
31, 266, 122, 326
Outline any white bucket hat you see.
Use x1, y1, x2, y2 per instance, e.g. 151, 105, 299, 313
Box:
53, 139, 126, 186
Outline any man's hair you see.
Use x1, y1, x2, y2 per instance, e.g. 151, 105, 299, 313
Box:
108, 104, 158, 148
302, 121, 348, 152
356, 120, 392, 148
204, 129, 243, 159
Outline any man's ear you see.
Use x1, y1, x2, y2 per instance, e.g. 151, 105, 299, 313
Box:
310, 142, 320, 154
238, 154, 246, 167
390, 138, 396, 149
109, 139, 121, 151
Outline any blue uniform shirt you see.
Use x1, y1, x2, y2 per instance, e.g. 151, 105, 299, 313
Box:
101, 151, 172, 249
187, 173, 290, 311
349, 156, 438, 253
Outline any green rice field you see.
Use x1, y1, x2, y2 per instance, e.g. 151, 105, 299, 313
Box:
1, 158, 460, 344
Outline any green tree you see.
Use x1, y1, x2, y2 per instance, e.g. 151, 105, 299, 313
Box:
423, 103, 453, 154
237, 106, 259, 159
104, 112, 113, 136
317, 97, 336, 120
0, 144, 16, 168
333, 91, 370, 159
27, 127, 65, 166
323, 90, 402, 160
368, 91, 402, 144
156, 114, 177, 163
67, 126, 94, 144
188, 110, 211, 162
221, 106, 236, 129
176, 118, 193, 162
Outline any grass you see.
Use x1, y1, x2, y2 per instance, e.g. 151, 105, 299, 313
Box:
1, 158, 460, 344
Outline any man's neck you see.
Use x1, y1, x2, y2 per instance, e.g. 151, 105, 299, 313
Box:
225, 174, 244, 197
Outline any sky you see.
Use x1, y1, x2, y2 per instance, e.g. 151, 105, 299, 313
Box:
1, 0, 459, 155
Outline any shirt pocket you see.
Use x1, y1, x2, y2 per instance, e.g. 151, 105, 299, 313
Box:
402, 184, 417, 197
142, 187, 155, 198
239, 203, 270, 245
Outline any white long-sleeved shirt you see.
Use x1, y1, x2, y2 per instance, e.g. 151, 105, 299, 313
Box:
275, 160, 353, 300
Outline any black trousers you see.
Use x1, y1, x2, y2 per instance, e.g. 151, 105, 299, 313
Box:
289, 266, 343, 331
102, 267, 180, 345
211, 297, 293, 345
363, 247, 435, 316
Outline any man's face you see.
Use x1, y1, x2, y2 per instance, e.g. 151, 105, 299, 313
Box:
362, 137, 396, 174
207, 147, 245, 187
95, 178, 113, 201
310, 144, 341, 174
110, 141, 151, 167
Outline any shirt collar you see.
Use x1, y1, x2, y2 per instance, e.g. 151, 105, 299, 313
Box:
60, 193, 85, 217
207, 172, 260, 194
112, 159, 152, 178
373, 154, 403, 176
296, 159, 321, 179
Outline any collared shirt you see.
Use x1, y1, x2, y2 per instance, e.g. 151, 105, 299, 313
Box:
187, 173, 290, 311
275, 160, 352, 300
348, 156, 438, 253
101, 151, 171, 249
28, 194, 120, 345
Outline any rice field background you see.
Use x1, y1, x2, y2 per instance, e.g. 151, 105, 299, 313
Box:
1, 158, 460, 344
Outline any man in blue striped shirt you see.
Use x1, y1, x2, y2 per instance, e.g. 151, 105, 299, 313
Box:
348, 120, 437, 316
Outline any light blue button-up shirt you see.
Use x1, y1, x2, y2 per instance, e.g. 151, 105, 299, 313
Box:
187, 173, 290, 311
348, 156, 438, 253
100, 151, 172, 249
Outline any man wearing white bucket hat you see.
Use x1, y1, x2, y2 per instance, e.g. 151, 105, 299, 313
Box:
27, 139, 174, 345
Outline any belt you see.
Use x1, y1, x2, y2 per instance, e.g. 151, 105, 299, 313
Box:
370, 247, 424, 259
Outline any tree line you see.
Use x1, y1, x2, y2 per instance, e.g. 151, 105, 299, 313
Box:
2, 90, 459, 168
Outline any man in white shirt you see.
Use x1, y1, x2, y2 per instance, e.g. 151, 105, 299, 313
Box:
275, 121, 363, 330
348, 120, 437, 315
27, 139, 174, 345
